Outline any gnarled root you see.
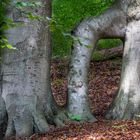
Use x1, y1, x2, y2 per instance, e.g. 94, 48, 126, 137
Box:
44, 104, 69, 127
53, 108, 69, 127
4, 94, 49, 138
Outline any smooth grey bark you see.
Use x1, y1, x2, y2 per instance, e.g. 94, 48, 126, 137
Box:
0, 0, 67, 137
0, 0, 67, 138
67, 0, 140, 121
106, 4, 140, 119
68, 0, 126, 121
1, 0, 50, 137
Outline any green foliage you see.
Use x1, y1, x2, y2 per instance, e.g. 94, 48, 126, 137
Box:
1, 0, 119, 57
0, 38, 17, 49
0, 0, 14, 49
0, 0, 43, 49
97, 39, 122, 50
52, 0, 115, 56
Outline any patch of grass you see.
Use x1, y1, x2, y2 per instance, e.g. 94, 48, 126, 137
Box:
92, 52, 104, 61
97, 39, 122, 50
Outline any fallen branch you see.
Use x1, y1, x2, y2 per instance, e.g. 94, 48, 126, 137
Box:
93, 45, 123, 61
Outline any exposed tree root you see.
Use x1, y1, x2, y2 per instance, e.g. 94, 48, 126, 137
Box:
4, 94, 49, 138
45, 104, 69, 127
105, 91, 140, 120
53, 109, 68, 127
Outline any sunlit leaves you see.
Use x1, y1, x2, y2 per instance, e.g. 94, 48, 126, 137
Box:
0, 0, 43, 49
0, 37, 16, 49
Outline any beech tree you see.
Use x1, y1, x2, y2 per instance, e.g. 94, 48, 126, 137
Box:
0, 0, 67, 138
1, 0, 140, 138
68, 0, 140, 120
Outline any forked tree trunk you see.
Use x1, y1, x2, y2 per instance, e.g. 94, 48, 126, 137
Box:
0, 0, 67, 138
68, 0, 140, 121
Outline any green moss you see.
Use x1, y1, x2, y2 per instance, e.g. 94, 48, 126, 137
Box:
92, 52, 104, 61
92, 48, 123, 61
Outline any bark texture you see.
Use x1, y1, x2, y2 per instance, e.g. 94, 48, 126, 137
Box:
68, 0, 126, 121
68, 0, 140, 121
106, 2, 140, 119
0, 0, 69, 137
0, 0, 67, 138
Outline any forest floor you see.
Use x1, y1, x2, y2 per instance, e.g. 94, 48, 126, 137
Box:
11, 58, 140, 140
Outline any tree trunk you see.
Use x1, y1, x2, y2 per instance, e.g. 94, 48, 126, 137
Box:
67, 0, 126, 121
1, 1, 49, 137
0, 0, 67, 138
106, 3, 140, 119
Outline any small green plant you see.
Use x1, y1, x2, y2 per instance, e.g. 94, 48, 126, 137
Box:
97, 39, 122, 50
0, 0, 14, 49
68, 113, 82, 121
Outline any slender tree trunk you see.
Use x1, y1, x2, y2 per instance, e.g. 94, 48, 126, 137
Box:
41, 1, 68, 126
67, 0, 126, 121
